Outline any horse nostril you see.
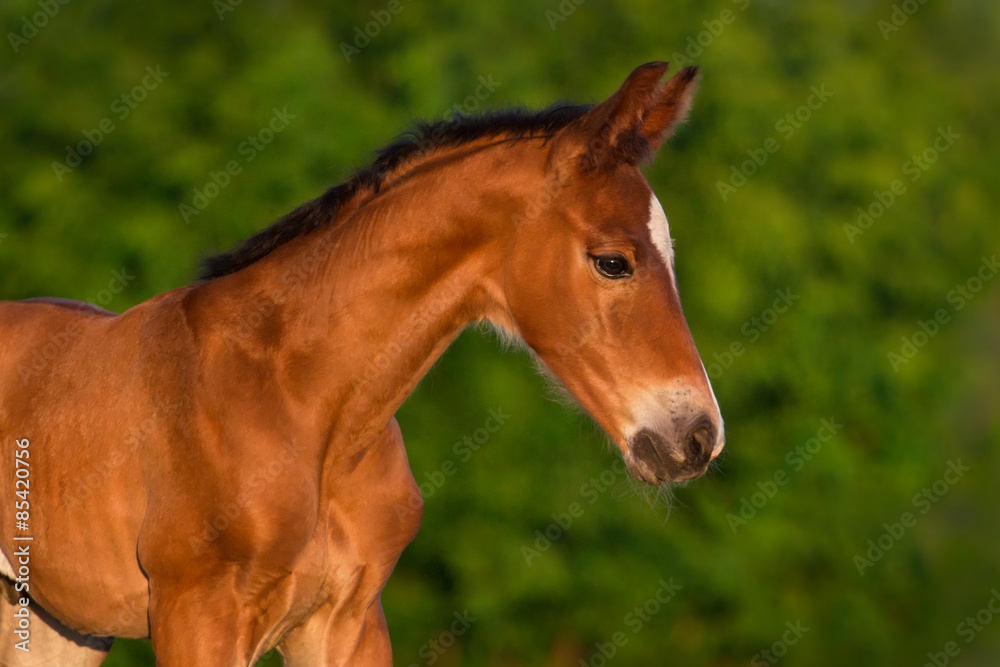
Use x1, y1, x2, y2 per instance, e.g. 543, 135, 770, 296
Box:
686, 422, 714, 464
632, 429, 666, 468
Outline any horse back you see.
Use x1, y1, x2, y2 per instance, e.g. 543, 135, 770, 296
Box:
17, 297, 118, 317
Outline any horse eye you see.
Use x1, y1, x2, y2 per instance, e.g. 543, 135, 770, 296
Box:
593, 255, 632, 279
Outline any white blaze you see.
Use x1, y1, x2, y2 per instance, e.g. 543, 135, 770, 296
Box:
647, 194, 675, 281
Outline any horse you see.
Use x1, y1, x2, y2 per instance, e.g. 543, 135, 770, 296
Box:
0, 61, 723, 666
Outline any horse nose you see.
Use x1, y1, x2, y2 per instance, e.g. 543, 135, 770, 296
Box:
686, 420, 716, 464
626, 414, 718, 483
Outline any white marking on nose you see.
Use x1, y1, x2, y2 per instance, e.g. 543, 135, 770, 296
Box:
700, 360, 725, 459
647, 193, 675, 282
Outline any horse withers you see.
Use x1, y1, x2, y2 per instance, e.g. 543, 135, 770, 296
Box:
0, 62, 722, 665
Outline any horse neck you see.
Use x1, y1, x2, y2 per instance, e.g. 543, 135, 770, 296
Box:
206, 138, 543, 456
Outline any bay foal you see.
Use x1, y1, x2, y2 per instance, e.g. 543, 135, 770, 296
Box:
0, 62, 723, 665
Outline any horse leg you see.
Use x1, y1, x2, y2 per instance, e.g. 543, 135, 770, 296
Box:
0, 580, 112, 667
278, 599, 391, 667
147, 582, 255, 667
350, 602, 393, 665
280, 418, 422, 667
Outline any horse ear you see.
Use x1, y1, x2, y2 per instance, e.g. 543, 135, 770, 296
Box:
549, 62, 698, 173
639, 65, 700, 151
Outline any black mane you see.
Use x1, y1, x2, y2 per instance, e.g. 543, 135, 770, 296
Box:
198, 103, 592, 281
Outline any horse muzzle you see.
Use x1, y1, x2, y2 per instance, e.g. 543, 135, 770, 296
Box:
623, 400, 724, 485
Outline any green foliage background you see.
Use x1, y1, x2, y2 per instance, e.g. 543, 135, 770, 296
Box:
2, 0, 998, 665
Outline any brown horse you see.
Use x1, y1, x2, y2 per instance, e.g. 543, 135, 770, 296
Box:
0, 62, 722, 666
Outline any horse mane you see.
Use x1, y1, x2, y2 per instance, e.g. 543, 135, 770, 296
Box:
198, 103, 593, 281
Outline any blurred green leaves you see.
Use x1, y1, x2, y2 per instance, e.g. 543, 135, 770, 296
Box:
1, 0, 998, 665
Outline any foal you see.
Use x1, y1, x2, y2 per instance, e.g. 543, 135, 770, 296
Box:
0, 62, 722, 665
